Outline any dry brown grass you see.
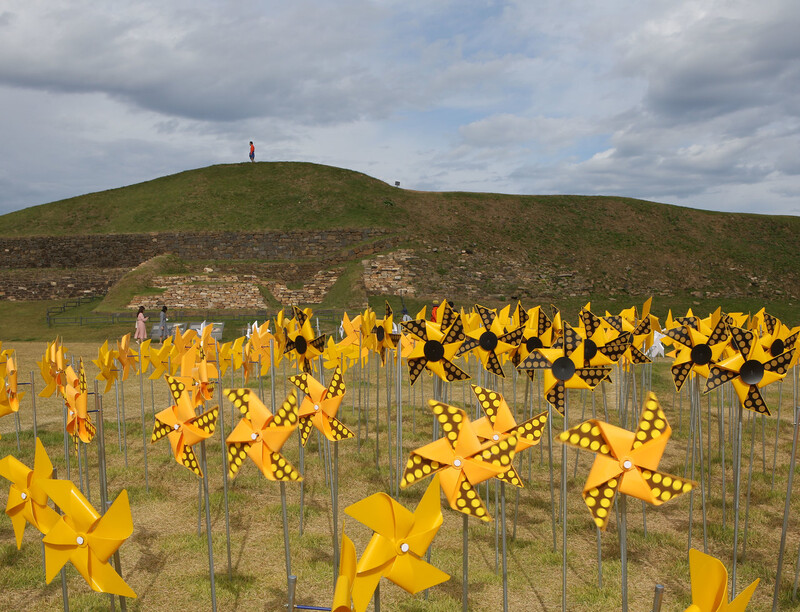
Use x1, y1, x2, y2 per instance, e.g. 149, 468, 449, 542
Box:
1, 342, 799, 611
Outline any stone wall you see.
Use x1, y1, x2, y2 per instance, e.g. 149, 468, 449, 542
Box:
363, 250, 416, 296
132, 283, 268, 310
0, 268, 129, 301
0, 229, 393, 268
268, 269, 342, 305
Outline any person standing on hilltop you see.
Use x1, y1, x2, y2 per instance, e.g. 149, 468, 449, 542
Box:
134, 306, 149, 343
249, 141, 255, 162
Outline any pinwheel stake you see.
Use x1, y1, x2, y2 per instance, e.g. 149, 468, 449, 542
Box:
137, 343, 149, 492
772, 403, 800, 611
703, 325, 795, 591
400, 399, 515, 612
558, 392, 695, 612
288, 367, 353, 580
216, 377, 232, 578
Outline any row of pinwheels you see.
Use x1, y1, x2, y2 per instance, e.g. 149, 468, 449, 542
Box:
660, 307, 798, 414
0, 439, 135, 597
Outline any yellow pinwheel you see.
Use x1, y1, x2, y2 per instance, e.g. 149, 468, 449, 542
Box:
400, 401, 517, 521
224, 388, 301, 481
0, 438, 60, 547
38, 339, 67, 398
332, 531, 358, 612
115, 334, 137, 381
289, 368, 353, 445
217, 336, 245, 377
64, 359, 96, 449
0, 354, 24, 418
684, 548, 758, 612
41, 480, 136, 598
402, 316, 469, 385
92, 340, 119, 394
345, 475, 449, 610
151, 375, 218, 477
456, 304, 524, 377
470, 385, 548, 487
148, 338, 175, 380
558, 392, 695, 530
517, 324, 610, 416
704, 326, 795, 415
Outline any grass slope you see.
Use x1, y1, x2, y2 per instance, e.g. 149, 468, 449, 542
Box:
2, 162, 798, 292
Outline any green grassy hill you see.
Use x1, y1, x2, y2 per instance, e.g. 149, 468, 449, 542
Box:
1, 161, 799, 320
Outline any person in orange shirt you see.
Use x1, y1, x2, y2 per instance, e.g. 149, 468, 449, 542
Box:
249, 141, 255, 162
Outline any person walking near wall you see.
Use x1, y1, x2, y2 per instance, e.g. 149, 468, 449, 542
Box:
134, 306, 149, 342
159, 305, 168, 343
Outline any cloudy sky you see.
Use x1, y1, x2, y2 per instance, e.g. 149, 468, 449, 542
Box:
1, 0, 798, 216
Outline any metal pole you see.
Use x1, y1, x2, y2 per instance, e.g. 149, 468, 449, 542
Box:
332, 442, 340, 583
732, 404, 744, 594
138, 344, 149, 492
562, 390, 569, 612
652, 584, 665, 612
462, 513, 469, 612
200, 441, 217, 612
773, 404, 800, 611
281, 483, 292, 596
218, 377, 232, 578
30, 371, 38, 441
287, 574, 297, 612
620, 493, 628, 612
501, 481, 509, 612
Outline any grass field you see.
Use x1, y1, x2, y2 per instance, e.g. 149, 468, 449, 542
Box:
0, 341, 799, 611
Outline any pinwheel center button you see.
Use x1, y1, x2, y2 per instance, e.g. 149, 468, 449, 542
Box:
526, 336, 543, 352
552, 356, 576, 381
620, 457, 634, 471
313, 404, 320, 412
453, 457, 463, 468
423, 340, 445, 363
583, 339, 598, 361
492, 434, 500, 441
251, 432, 259, 441
690, 343, 712, 366
76, 535, 86, 546
740, 359, 765, 385
398, 541, 410, 554
173, 423, 180, 430
479, 331, 498, 352
376, 327, 385, 342
20, 492, 27, 500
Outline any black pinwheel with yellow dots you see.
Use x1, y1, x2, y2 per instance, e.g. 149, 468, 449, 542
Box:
516, 324, 611, 416
285, 305, 326, 374
456, 304, 524, 378
401, 316, 470, 385
704, 325, 795, 416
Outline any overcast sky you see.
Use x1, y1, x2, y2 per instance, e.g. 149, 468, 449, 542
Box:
1, 0, 798, 216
